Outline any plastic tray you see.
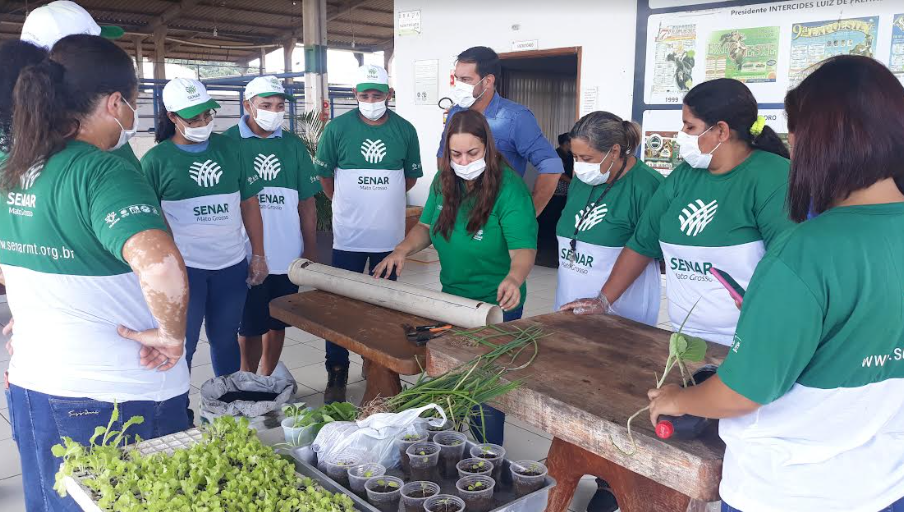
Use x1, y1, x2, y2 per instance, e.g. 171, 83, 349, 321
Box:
62, 426, 376, 512
289, 440, 557, 512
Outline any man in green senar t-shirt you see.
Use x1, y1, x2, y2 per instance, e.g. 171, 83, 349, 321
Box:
314, 65, 423, 402
224, 76, 321, 376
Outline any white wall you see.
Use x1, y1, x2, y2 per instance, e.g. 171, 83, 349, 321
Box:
392, 0, 639, 206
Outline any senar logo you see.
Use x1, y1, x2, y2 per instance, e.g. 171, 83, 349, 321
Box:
360, 139, 387, 164
254, 154, 282, 181
19, 162, 43, 190
679, 199, 718, 237
575, 203, 608, 232
189, 160, 223, 188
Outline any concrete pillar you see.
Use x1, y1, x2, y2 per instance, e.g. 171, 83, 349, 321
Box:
353, 52, 364, 66
283, 37, 297, 84
260, 47, 266, 75
134, 36, 144, 79
153, 27, 167, 81
303, 0, 328, 115
383, 46, 394, 76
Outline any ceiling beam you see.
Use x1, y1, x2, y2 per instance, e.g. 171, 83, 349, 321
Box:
142, 0, 201, 35
326, 0, 371, 22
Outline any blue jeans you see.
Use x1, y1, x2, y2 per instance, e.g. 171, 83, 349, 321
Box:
325, 250, 396, 368
722, 496, 904, 512
185, 260, 248, 376
6, 384, 189, 512
470, 307, 523, 445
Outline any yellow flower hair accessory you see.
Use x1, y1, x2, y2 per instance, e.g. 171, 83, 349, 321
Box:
750, 115, 766, 137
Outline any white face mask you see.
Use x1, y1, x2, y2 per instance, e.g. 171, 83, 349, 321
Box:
252, 106, 284, 132
111, 99, 138, 151
573, 148, 614, 186
677, 126, 722, 169
358, 100, 387, 121
450, 78, 486, 109
178, 117, 215, 143
451, 158, 487, 181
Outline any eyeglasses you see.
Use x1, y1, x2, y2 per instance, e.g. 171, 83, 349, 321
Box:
180, 109, 216, 126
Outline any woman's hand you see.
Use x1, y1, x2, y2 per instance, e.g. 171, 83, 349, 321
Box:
373, 248, 407, 279
648, 384, 684, 426
560, 291, 612, 315
247, 254, 269, 287
497, 276, 522, 311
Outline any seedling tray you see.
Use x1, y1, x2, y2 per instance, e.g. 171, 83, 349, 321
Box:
293, 440, 556, 512
62, 426, 376, 512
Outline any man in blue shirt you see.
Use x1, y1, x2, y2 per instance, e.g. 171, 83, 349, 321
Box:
438, 46, 564, 216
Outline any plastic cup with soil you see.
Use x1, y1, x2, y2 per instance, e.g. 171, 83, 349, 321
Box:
400, 481, 440, 512
456, 475, 496, 512
510, 460, 548, 496
457, 457, 494, 479
423, 494, 466, 512
364, 476, 404, 512
406, 442, 441, 482
425, 418, 454, 441
434, 431, 468, 479
397, 431, 429, 477
323, 453, 361, 489
348, 463, 386, 498
470, 443, 506, 486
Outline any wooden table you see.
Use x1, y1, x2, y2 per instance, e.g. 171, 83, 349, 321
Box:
270, 290, 438, 403
427, 312, 728, 512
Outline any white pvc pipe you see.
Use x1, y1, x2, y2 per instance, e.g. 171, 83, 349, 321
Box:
288, 259, 503, 328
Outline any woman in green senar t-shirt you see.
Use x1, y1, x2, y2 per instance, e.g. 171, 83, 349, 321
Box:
374, 109, 538, 445
564, 79, 793, 346
141, 78, 267, 387
648, 56, 904, 512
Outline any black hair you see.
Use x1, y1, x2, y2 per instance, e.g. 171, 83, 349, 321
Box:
786, 56, 904, 222
558, 133, 570, 146
569, 111, 642, 157
457, 46, 501, 83
683, 78, 789, 159
0, 40, 48, 154
155, 105, 177, 143
3, 34, 137, 191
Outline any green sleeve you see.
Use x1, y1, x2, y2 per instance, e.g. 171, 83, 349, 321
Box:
314, 124, 338, 178
89, 158, 169, 263
498, 177, 538, 251
295, 138, 322, 200
419, 179, 439, 226
625, 176, 671, 259
235, 145, 263, 201
755, 182, 795, 249
403, 124, 424, 178
630, 173, 664, 230
139, 151, 164, 201
718, 256, 822, 404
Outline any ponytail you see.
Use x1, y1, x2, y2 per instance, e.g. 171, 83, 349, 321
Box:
621, 119, 642, 155
1, 34, 136, 191
155, 106, 177, 143
2, 60, 69, 191
0, 40, 48, 154
751, 125, 789, 159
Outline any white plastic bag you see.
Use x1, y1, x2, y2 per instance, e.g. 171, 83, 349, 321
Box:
312, 404, 446, 469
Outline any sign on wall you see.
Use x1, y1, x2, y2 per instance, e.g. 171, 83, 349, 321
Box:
414, 60, 439, 105
397, 10, 421, 37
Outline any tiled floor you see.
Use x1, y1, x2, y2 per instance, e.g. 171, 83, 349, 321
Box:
0, 255, 673, 511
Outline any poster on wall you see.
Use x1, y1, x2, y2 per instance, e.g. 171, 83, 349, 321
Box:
705, 26, 780, 83
789, 17, 879, 87
650, 22, 697, 104
397, 10, 421, 37
891, 14, 904, 82
414, 60, 438, 105
643, 131, 682, 177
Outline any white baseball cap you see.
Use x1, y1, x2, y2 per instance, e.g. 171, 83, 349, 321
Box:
20, 1, 123, 49
245, 75, 295, 101
163, 78, 221, 119
355, 65, 389, 93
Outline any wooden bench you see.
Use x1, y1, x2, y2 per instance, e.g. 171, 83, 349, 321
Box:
270, 290, 437, 403
426, 312, 728, 512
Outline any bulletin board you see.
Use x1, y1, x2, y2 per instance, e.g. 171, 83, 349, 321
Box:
632, 0, 904, 176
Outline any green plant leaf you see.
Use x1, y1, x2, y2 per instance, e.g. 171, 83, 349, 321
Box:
679, 335, 707, 362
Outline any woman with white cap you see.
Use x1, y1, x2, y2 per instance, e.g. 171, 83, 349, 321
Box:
141, 78, 267, 385
1, 34, 190, 512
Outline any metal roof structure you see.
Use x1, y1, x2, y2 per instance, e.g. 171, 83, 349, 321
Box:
0, 0, 394, 63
